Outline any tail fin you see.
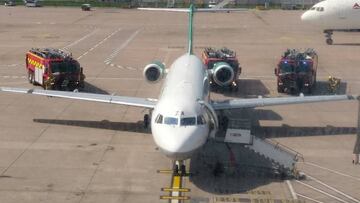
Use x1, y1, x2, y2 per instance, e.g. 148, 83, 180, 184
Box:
188, 4, 194, 54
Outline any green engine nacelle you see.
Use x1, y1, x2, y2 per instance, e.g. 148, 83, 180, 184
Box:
211, 62, 234, 86
143, 61, 165, 83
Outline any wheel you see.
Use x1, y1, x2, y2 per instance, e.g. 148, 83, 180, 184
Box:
306, 87, 312, 94
180, 165, 186, 175
326, 38, 333, 45
173, 164, 179, 175
230, 82, 239, 92
28, 71, 34, 84
277, 86, 284, 93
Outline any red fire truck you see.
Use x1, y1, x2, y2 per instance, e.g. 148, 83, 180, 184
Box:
202, 47, 241, 91
26, 48, 85, 90
274, 49, 318, 94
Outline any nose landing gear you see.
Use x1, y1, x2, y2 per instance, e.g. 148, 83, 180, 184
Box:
173, 160, 187, 176
324, 30, 333, 45
159, 160, 191, 201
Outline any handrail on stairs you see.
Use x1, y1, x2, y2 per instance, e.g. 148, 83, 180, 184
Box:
256, 136, 305, 162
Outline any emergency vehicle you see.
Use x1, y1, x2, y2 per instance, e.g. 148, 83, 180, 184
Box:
26, 48, 85, 91
202, 47, 241, 91
274, 49, 318, 94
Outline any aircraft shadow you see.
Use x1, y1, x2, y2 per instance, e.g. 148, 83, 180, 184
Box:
189, 140, 284, 194
215, 79, 270, 98
311, 80, 347, 95
253, 125, 356, 138
332, 43, 360, 46
33, 119, 150, 134
81, 81, 110, 95
222, 108, 355, 138
220, 108, 283, 121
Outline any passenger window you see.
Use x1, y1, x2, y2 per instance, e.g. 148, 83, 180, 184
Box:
164, 117, 178, 125
197, 115, 206, 125
155, 114, 163, 124
181, 117, 196, 126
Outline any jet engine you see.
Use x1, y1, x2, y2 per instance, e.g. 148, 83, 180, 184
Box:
212, 62, 234, 86
143, 61, 165, 83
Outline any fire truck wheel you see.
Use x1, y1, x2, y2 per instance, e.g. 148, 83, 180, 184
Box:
233, 85, 239, 92
277, 86, 284, 93
28, 72, 35, 84
307, 87, 313, 94
27, 72, 31, 83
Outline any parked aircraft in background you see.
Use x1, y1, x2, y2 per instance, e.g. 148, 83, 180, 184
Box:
1, 5, 355, 174
301, 0, 360, 45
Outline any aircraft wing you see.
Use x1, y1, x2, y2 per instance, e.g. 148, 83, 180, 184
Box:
0, 87, 157, 109
138, 8, 189, 12
211, 95, 356, 110
138, 7, 247, 12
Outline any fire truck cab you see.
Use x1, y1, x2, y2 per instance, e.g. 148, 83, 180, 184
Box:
26, 48, 85, 91
275, 49, 318, 94
202, 47, 241, 91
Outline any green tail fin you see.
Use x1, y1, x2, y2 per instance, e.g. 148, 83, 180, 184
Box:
188, 4, 194, 55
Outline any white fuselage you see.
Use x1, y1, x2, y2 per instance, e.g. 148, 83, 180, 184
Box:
301, 0, 360, 30
150, 54, 211, 160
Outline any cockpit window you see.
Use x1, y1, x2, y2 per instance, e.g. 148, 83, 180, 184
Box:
155, 114, 163, 124
164, 117, 178, 125
180, 117, 196, 126
197, 115, 206, 125
316, 7, 324, 11
311, 7, 316, 10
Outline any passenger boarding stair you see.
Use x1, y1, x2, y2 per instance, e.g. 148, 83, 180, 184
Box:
214, 118, 303, 172
246, 136, 303, 171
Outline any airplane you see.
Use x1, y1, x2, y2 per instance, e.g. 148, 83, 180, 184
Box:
301, 0, 360, 45
0, 5, 356, 174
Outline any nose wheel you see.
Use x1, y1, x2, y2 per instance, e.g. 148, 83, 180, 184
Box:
326, 38, 333, 45
174, 160, 187, 176
324, 30, 333, 45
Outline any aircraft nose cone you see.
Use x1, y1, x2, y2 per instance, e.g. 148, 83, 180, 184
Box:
152, 126, 208, 160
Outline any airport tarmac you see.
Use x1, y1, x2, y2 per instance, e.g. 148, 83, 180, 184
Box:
0, 6, 360, 203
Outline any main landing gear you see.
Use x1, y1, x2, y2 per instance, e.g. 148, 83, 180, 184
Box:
324, 30, 333, 45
